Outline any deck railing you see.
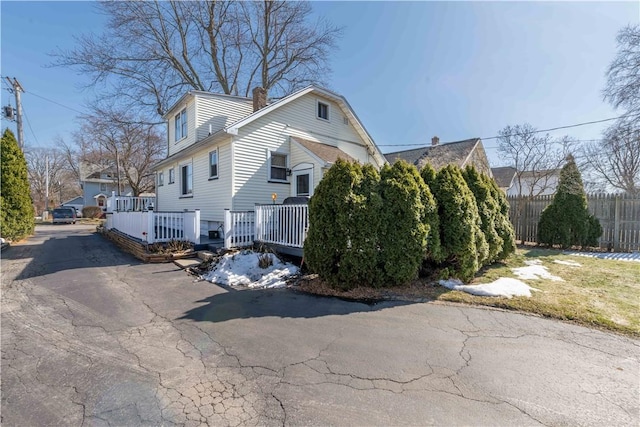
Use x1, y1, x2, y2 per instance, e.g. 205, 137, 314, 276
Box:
105, 210, 200, 244
223, 209, 255, 249
106, 192, 155, 212
254, 204, 308, 248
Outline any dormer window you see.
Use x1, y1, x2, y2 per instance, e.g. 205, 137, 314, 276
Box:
317, 101, 329, 121
174, 108, 187, 142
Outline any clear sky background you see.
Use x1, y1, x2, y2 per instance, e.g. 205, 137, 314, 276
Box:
1, 1, 638, 167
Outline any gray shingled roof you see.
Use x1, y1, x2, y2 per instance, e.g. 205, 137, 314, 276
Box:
385, 138, 480, 170
491, 166, 517, 189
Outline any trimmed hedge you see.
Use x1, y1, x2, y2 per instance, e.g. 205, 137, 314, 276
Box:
538, 156, 602, 248
430, 165, 485, 281
463, 166, 501, 265
82, 206, 104, 219
485, 173, 516, 259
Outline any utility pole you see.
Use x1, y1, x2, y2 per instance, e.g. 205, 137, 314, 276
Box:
45, 155, 49, 212
5, 77, 25, 150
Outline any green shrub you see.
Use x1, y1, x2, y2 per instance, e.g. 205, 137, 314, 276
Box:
378, 161, 429, 286
0, 129, 34, 241
484, 174, 516, 259
463, 166, 501, 265
538, 156, 602, 248
420, 164, 442, 264
430, 165, 484, 281
304, 159, 381, 289
82, 206, 104, 219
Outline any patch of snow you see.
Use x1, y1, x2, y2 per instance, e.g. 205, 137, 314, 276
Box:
439, 278, 539, 298
553, 260, 582, 267
203, 251, 299, 289
565, 251, 640, 263
512, 260, 564, 281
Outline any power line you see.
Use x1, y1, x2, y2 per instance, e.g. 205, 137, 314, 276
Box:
26, 91, 85, 115
377, 113, 634, 147
21, 107, 39, 145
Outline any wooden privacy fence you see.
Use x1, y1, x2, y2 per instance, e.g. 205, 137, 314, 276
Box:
507, 194, 640, 252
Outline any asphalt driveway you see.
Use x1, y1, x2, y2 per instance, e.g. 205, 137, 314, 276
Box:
1, 224, 638, 426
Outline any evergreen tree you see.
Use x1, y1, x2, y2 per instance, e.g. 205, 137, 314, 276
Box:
463, 166, 501, 265
484, 174, 516, 259
378, 161, 429, 286
304, 159, 381, 289
420, 163, 443, 264
1, 129, 34, 241
431, 165, 484, 281
538, 155, 602, 248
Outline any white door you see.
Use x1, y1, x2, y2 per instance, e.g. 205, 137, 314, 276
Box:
291, 164, 313, 197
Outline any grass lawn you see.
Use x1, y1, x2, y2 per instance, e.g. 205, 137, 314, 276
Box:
441, 249, 640, 337
298, 248, 640, 337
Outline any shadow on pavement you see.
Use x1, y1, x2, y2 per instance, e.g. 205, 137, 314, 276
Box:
178, 287, 413, 322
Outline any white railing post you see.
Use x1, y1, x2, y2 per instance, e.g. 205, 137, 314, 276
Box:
224, 209, 232, 249
107, 191, 116, 213
146, 209, 155, 243
183, 210, 201, 244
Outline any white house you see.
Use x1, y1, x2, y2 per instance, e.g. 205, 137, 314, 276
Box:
153, 86, 386, 236
507, 169, 561, 197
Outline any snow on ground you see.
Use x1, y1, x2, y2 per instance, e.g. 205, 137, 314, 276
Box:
553, 260, 582, 267
203, 251, 299, 289
439, 278, 539, 298
513, 260, 564, 281
565, 251, 640, 263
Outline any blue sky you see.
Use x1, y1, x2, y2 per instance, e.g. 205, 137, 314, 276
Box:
1, 1, 638, 166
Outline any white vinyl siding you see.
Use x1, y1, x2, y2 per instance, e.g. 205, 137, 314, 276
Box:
231, 94, 369, 210
168, 101, 197, 157
156, 138, 233, 222
195, 94, 253, 141
290, 143, 323, 192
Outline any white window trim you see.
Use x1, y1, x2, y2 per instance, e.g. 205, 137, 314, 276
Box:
174, 108, 187, 142
268, 150, 289, 183
316, 99, 330, 122
292, 163, 314, 197
158, 171, 164, 186
209, 148, 219, 179
168, 168, 175, 184
180, 162, 193, 196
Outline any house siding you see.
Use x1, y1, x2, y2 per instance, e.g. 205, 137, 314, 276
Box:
195, 95, 252, 142
231, 94, 371, 210
168, 100, 197, 157
156, 137, 233, 222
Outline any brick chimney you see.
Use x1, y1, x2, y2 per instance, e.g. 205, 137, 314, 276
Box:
431, 136, 440, 146
252, 87, 267, 112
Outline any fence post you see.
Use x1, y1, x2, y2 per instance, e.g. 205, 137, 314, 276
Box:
224, 209, 232, 249
146, 209, 155, 244
194, 209, 200, 244
613, 195, 621, 251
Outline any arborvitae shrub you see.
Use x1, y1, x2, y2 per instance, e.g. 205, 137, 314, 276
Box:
431, 165, 484, 281
378, 161, 429, 286
484, 174, 516, 259
463, 166, 501, 265
420, 164, 442, 264
1, 129, 34, 241
304, 159, 381, 289
538, 156, 602, 248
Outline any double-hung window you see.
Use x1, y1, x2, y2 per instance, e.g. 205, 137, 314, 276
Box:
174, 108, 187, 141
317, 101, 329, 121
269, 152, 288, 182
181, 163, 193, 196
209, 149, 218, 179
168, 168, 175, 184
158, 172, 164, 186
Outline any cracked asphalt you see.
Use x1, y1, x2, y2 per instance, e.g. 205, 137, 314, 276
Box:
1, 224, 638, 426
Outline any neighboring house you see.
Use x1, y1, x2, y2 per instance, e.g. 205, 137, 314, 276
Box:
385, 137, 493, 177
491, 166, 517, 193
507, 169, 560, 197
80, 163, 134, 210
60, 196, 84, 214
154, 85, 387, 236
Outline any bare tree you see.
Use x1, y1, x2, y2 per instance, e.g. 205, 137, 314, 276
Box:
71, 107, 166, 196
497, 123, 574, 199
25, 147, 80, 213
53, 0, 341, 119
583, 119, 640, 195
604, 25, 640, 116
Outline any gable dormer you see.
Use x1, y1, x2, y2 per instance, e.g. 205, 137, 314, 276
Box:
164, 91, 253, 157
